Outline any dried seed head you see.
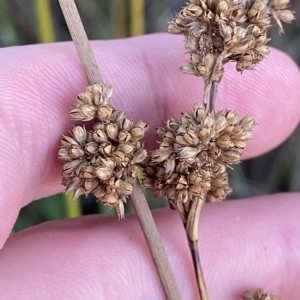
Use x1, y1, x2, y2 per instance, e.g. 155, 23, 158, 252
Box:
242, 289, 280, 300
70, 84, 115, 122
270, 0, 295, 34
143, 102, 255, 205
58, 84, 149, 218
168, 0, 294, 89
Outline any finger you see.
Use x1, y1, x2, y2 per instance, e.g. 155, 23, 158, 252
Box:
0, 193, 299, 299
0, 34, 299, 247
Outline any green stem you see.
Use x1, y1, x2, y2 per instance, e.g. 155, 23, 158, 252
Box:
64, 191, 82, 218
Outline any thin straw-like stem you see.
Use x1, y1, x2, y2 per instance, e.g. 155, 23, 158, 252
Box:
188, 239, 210, 300
184, 197, 210, 299
209, 81, 218, 113
58, 0, 103, 85
204, 51, 225, 111
127, 0, 146, 214
64, 191, 82, 218
58, 1, 182, 299
129, 179, 182, 300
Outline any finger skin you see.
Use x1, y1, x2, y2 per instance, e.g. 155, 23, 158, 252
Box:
0, 34, 299, 248
0, 194, 299, 299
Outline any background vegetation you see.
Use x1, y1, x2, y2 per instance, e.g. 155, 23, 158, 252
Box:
0, 0, 299, 232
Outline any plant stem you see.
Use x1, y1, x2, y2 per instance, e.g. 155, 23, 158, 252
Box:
58, 0, 102, 85
64, 191, 82, 218
129, 179, 182, 300
186, 198, 210, 299
58, 1, 182, 299
188, 238, 210, 300
209, 81, 218, 113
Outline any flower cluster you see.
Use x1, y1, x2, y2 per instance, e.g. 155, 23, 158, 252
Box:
58, 84, 148, 218
168, 0, 294, 82
143, 103, 254, 204
242, 289, 280, 300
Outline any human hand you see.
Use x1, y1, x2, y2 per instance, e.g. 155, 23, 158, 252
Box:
0, 34, 299, 299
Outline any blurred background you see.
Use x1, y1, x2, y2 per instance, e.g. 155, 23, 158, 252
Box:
0, 0, 299, 232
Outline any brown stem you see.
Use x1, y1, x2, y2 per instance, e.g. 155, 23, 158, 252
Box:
202, 80, 211, 109
130, 179, 182, 300
58, 0, 103, 85
209, 81, 218, 113
185, 197, 210, 300
203, 50, 227, 110
188, 238, 210, 300
58, 1, 182, 299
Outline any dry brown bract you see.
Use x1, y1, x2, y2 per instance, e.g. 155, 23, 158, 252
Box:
242, 289, 280, 300
168, 0, 294, 101
143, 103, 254, 205
58, 84, 148, 218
